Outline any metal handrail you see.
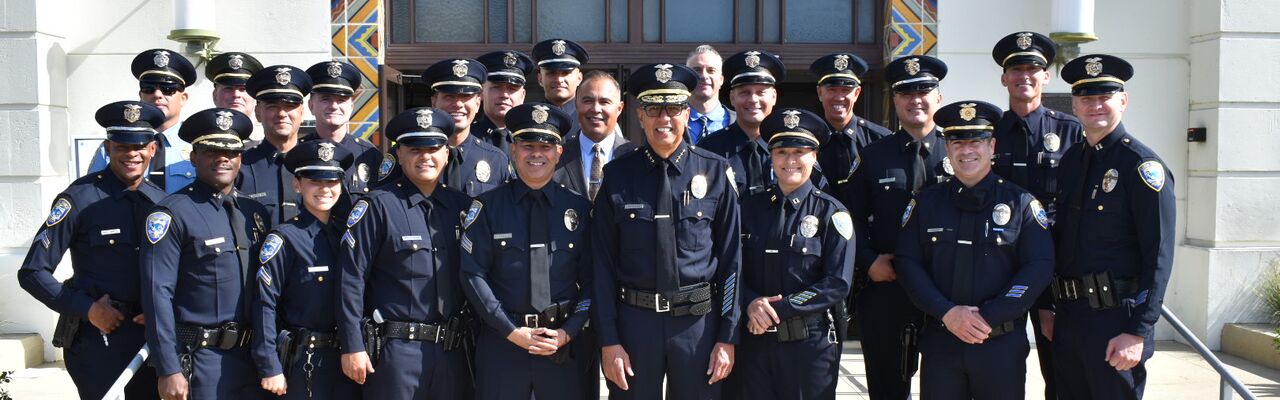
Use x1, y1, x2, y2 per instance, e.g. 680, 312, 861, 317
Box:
1161, 305, 1259, 400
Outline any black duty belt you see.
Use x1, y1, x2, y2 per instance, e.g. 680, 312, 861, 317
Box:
1052, 271, 1137, 310
176, 322, 253, 350
765, 313, 826, 342
619, 282, 712, 317
110, 300, 142, 319
380, 320, 451, 343
508, 299, 574, 329
292, 329, 340, 350
927, 317, 1021, 339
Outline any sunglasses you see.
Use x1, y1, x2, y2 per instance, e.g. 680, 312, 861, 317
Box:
641, 104, 689, 118
139, 83, 183, 96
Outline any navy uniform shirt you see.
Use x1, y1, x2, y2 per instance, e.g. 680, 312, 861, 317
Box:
1054, 124, 1175, 337
237, 142, 300, 224
840, 128, 951, 277
19, 171, 166, 316
460, 179, 593, 337
739, 182, 855, 320
992, 106, 1083, 220
591, 143, 743, 346
251, 209, 344, 377
445, 135, 512, 197
819, 116, 894, 199
471, 116, 514, 160
141, 180, 272, 376
895, 174, 1055, 325
335, 178, 472, 353
700, 124, 829, 195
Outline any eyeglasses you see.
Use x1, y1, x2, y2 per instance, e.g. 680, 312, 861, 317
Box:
641, 104, 689, 118
139, 83, 183, 96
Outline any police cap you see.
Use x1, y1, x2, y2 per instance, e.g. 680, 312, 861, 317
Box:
626, 63, 699, 105
205, 52, 263, 86
423, 58, 487, 95
178, 108, 253, 151
132, 49, 197, 88
935, 100, 1002, 141
992, 32, 1057, 69
246, 65, 314, 104
306, 60, 362, 96
285, 139, 354, 181
506, 103, 571, 145
810, 52, 869, 87
1061, 54, 1133, 96
477, 51, 534, 86
532, 39, 589, 71
884, 55, 948, 93
95, 101, 165, 145
761, 108, 829, 149
384, 107, 454, 148
723, 50, 785, 88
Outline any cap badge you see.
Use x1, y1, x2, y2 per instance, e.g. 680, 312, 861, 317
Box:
993, 203, 1012, 226
327, 61, 343, 78
1085, 57, 1103, 77
959, 103, 977, 121
275, 67, 292, 86
451, 59, 469, 78
782, 110, 801, 129
228, 54, 245, 70
215, 111, 234, 131
654, 64, 673, 83
551, 40, 567, 56
153, 50, 170, 68
834, 54, 850, 71
905, 58, 921, 75
416, 109, 433, 129
744, 51, 762, 68
531, 104, 550, 124
503, 52, 518, 68
1016, 32, 1033, 50
690, 175, 708, 199
799, 215, 819, 238
318, 142, 335, 162
123, 104, 142, 123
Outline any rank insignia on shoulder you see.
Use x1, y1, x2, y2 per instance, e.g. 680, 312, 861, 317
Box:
460, 233, 473, 254
901, 199, 916, 227
46, 197, 72, 227
342, 229, 356, 248
1030, 200, 1049, 229
832, 211, 854, 240
260, 233, 284, 264
146, 212, 172, 244
256, 266, 273, 287
348, 200, 370, 227
1138, 160, 1165, 192
463, 200, 483, 229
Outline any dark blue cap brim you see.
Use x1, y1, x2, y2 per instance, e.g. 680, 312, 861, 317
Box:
294, 170, 345, 181
512, 132, 562, 145
311, 86, 355, 96
486, 75, 527, 86
1072, 83, 1124, 96
215, 77, 250, 86
433, 84, 482, 94
538, 61, 580, 71
893, 82, 939, 93
943, 130, 994, 140
818, 76, 860, 87
768, 136, 819, 149
398, 137, 449, 148
1003, 55, 1050, 69
106, 132, 156, 145
257, 93, 305, 104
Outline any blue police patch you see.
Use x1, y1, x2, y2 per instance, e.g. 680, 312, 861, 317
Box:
832, 211, 853, 240
1030, 200, 1049, 229
1138, 160, 1165, 192
259, 233, 284, 264
256, 266, 273, 287
347, 200, 369, 228
901, 199, 916, 227
378, 153, 395, 181
146, 212, 172, 244
462, 200, 483, 230
46, 197, 72, 227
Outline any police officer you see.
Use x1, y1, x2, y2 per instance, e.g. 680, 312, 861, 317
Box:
88, 49, 198, 193
141, 108, 270, 400
473, 50, 534, 159
337, 107, 474, 399
699, 50, 789, 196
839, 55, 950, 400
252, 139, 361, 399
990, 31, 1084, 399
593, 63, 741, 399
238, 65, 314, 224
18, 101, 167, 400
305, 60, 382, 198
1051, 54, 1175, 399
532, 38, 589, 129
895, 101, 1055, 400
460, 103, 594, 399
808, 52, 893, 200
735, 108, 855, 400
207, 52, 263, 118
422, 57, 511, 196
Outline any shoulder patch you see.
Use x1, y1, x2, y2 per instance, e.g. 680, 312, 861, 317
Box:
46, 197, 72, 227
347, 200, 370, 227
1138, 160, 1165, 192
259, 233, 284, 264
901, 199, 916, 227
378, 153, 395, 181
1029, 200, 1049, 229
832, 211, 854, 240
462, 200, 483, 230
145, 212, 172, 244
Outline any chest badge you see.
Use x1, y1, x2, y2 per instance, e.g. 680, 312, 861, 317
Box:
690, 175, 708, 199
1043, 132, 1061, 152
799, 215, 819, 238
357, 163, 370, 183
564, 208, 579, 231
992, 203, 1012, 226
476, 160, 492, 183
1102, 168, 1119, 193
942, 157, 955, 176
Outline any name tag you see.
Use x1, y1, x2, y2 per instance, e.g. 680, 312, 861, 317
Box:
1013, 163, 1028, 167
655, 214, 671, 219
623, 204, 645, 210
926, 228, 944, 233
764, 249, 779, 254
100, 228, 121, 236
282, 202, 297, 207
308, 266, 329, 273
204, 237, 226, 246
494, 233, 513, 239
992, 228, 1005, 232
878, 177, 896, 184
401, 235, 422, 241
244, 192, 267, 199
530, 243, 546, 248
957, 240, 973, 245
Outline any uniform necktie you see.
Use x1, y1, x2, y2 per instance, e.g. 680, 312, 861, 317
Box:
747, 142, 768, 193
125, 190, 150, 233
589, 144, 605, 201
275, 152, 295, 223
910, 141, 928, 194
764, 195, 789, 296
528, 190, 552, 311
951, 184, 986, 306
149, 134, 168, 191
421, 199, 450, 317
446, 146, 465, 189
222, 195, 252, 316
1011, 119, 1031, 186
655, 159, 679, 298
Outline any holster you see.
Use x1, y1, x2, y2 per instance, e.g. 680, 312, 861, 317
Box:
276, 329, 295, 376
51, 313, 81, 348
830, 302, 852, 342
360, 318, 382, 365
900, 322, 920, 382
773, 317, 811, 343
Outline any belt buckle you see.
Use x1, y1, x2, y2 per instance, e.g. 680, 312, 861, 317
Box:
765, 325, 778, 333
654, 293, 670, 313
524, 314, 541, 328
1064, 279, 1079, 300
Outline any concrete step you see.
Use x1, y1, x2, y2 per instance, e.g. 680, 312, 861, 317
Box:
0, 333, 44, 371
1222, 323, 1280, 370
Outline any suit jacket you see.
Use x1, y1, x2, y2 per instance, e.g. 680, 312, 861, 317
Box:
553, 129, 636, 197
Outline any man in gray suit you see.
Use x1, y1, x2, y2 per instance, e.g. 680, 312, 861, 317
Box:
552, 70, 635, 200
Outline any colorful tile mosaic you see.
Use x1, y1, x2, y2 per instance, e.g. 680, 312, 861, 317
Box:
884, 0, 938, 61
331, 0, 383, 144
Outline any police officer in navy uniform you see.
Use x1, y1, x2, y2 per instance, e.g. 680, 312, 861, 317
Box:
421, 58, 512, 196
18, 101, 167, 400
141, 108, 271, 400
839, 55, 950, 400
895, 101, 1055, 400
206, 52, 263, 118
252, 139, 361, 399
238, 65, 314, 224
473, 50, 535, 159
337, 107, 474, 400
532, 38, 589, 131
1051, 54, 1175, 400
593, 63, 741, 399
734, 108, 855, 400
305, 60, 382, 199
990, 31, 1084, 399
460, 103, 594, 399
808, 52, 894, 200
699, 50, 793, 196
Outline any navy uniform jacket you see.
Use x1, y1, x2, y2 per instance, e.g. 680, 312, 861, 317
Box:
1053, 124, 1175, 337
251, 209, 344, 377
992, 106, 1083, 220
336, 178, 472, 353
895, 174, 1055, 325
738, 182, 855, 320
237, 142, 300, 224
700, 124, 828, 195
471, 116, 514, 160
840, 129, 950, 279
141, 181, 272, 376
460, 180, 594, 337
591, 143, 743, 346
446, 135, 512, 197
820, 116, 894, 200
19, 172, 166, 316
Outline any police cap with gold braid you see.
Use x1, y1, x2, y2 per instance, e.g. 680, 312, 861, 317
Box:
306, 60, 362, 96
761, 108, 829, 149
935, 100, 1003, 141
178, 108, 253, 151
626, 63, 699, 105
205, 52, 263, 86
810, 52, 869, 87
991, 31, 1057, 69
506, 103, 572, 145
1061, 54, 1133, 96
